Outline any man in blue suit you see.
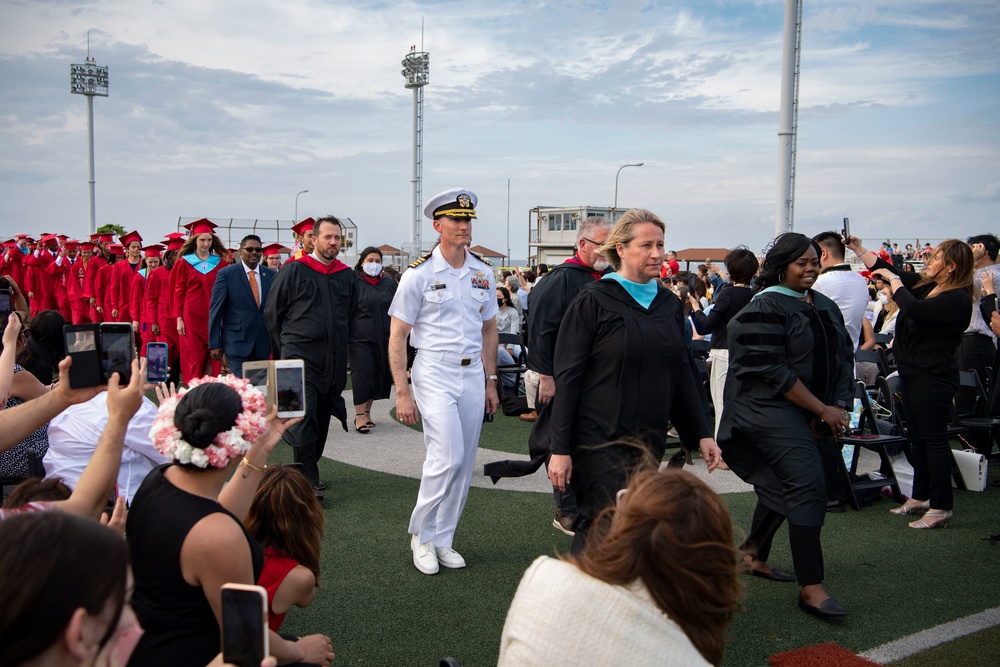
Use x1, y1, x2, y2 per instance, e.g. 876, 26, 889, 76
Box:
209, 234, 275, 379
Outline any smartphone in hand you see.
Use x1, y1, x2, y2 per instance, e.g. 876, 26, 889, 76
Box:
221, 584, 269, 667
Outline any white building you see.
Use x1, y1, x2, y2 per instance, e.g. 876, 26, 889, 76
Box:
528, 206, 621, 266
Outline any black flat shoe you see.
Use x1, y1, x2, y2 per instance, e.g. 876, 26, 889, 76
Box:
798, 595, 848, 619
751, 567, 796, 583
315, 481, 328, 491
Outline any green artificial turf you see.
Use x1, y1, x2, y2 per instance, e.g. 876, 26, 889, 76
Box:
888, 626, 1000, 666
265, 441, 1000, 667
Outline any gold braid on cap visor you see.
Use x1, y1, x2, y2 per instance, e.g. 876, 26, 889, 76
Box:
434, 209, 477, 219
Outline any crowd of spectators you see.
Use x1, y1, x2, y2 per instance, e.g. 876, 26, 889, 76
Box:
0, 215, 991, 665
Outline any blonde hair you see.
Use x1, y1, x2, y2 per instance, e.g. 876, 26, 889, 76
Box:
915, 239, 974, 298
598, 209, 665, 271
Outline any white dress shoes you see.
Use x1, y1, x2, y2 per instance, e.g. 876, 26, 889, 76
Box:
410, 534, 439, 575
435, 547, 466, 569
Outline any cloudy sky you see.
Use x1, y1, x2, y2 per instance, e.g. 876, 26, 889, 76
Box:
1, 0, 997, 260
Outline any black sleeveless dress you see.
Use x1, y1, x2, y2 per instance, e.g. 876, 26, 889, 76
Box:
126, 464, 264, 667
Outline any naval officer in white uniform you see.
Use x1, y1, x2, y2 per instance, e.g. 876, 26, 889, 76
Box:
388, 187, 500, 575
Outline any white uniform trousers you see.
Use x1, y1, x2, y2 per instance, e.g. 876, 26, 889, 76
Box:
408, 354, 486, 548
708, 348, 729, 439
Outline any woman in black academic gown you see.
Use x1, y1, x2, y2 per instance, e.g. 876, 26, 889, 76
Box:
349, 247, 397, 433
546, 209, 722, 553
718, 232, 855, 619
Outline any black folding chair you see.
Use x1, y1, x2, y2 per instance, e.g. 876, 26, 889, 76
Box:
835, 381, 906, 510
690, 339, 711, 360
953, 370, 1000, 461
497, 332, 527, 394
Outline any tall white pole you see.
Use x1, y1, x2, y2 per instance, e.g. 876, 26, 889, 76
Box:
775, 0, 800, 236
402, 48, 429, 259
86, 94, 97, 236
71, 54, 108, 237
411, 86, 420, 248
506, 179, 511, 263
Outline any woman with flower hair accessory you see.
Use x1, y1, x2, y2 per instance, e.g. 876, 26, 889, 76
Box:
126, 375, 336, 667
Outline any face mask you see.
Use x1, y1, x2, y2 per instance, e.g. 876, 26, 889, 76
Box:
363, 262, 382, 277
497, 298, 504, 307
19, 246, 28, 254
877, 294, 889, 306
592, 256, 610, 272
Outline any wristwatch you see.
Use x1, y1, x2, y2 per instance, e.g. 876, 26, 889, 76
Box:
485, 374, 499, 382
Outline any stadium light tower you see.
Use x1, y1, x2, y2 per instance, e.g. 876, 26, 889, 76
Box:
401, 45, 429, 259
775, 0, 803, 235
70, 39, 109, 236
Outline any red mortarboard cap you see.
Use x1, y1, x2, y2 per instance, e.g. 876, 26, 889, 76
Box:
91, 232, 115, 243
79, 241, 96, 252
261, 243, 290, 257
107, 243, 125, 256
142, 244, 164, 258
184, 218, 218, 236
57, 234, 69, 241
15, 234, 28, 239
39, 234, 58, 246
2, 240, 16, 249
291, 218, 315, 237
64, 240, 80, 251
162, 237, 185, 252
163, 232, 186, 241
119, 230, 143, 247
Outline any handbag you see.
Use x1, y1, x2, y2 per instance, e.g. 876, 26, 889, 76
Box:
951, 448, 988, 492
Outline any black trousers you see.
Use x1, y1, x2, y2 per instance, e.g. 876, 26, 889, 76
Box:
898, 362, 959, 510
285, 380, 336, 487
740, 500, 825, 586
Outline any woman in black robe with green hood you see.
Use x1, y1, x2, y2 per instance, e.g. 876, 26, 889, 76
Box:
718, 232, 855, 619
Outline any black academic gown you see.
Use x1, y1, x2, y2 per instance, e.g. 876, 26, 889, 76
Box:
544, 279, 712, 520
718, 290, 855, 527
264, 258, 358, 434
349, 273, 397, 405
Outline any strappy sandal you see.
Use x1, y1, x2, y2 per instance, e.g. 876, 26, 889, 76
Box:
909, 509, 953, 530
365, 410, 376, 428
354, 414, 370, 434
889, 499, 930, 515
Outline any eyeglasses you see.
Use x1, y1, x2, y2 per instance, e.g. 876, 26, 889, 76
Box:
242, 247, 262, 253
582, 237, 602, 247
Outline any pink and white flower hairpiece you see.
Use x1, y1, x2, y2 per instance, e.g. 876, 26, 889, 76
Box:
150, 375, 268, 469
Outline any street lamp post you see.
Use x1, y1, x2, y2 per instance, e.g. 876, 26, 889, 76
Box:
613, 162, 644, 219
70, 49, 109, 237
295, 190, 309, 222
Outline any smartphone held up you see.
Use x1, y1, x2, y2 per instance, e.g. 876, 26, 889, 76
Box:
221, 584, 269, 667
63, 323, 136, 388
243, 359, 306, 418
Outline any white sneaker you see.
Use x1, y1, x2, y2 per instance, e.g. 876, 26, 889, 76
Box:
410, 534, 439, 575
435, 546, 467, 569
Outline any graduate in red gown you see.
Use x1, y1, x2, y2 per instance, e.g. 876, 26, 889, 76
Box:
0, 237, 27, 289
129, 244, 163, 356
285, 218, 315, 264
170, 219, 229, 383
145, 233, 185, 379
109, 230, 144, 323
95, 244, 124, 321
84, 232, 113, 322
262, 243, 289, 272
24, 234, 60, 316
46, 239, 92, 324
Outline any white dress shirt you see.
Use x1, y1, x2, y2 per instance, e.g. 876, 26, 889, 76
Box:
813, 265, 870, 349
43, 394, 167, 504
